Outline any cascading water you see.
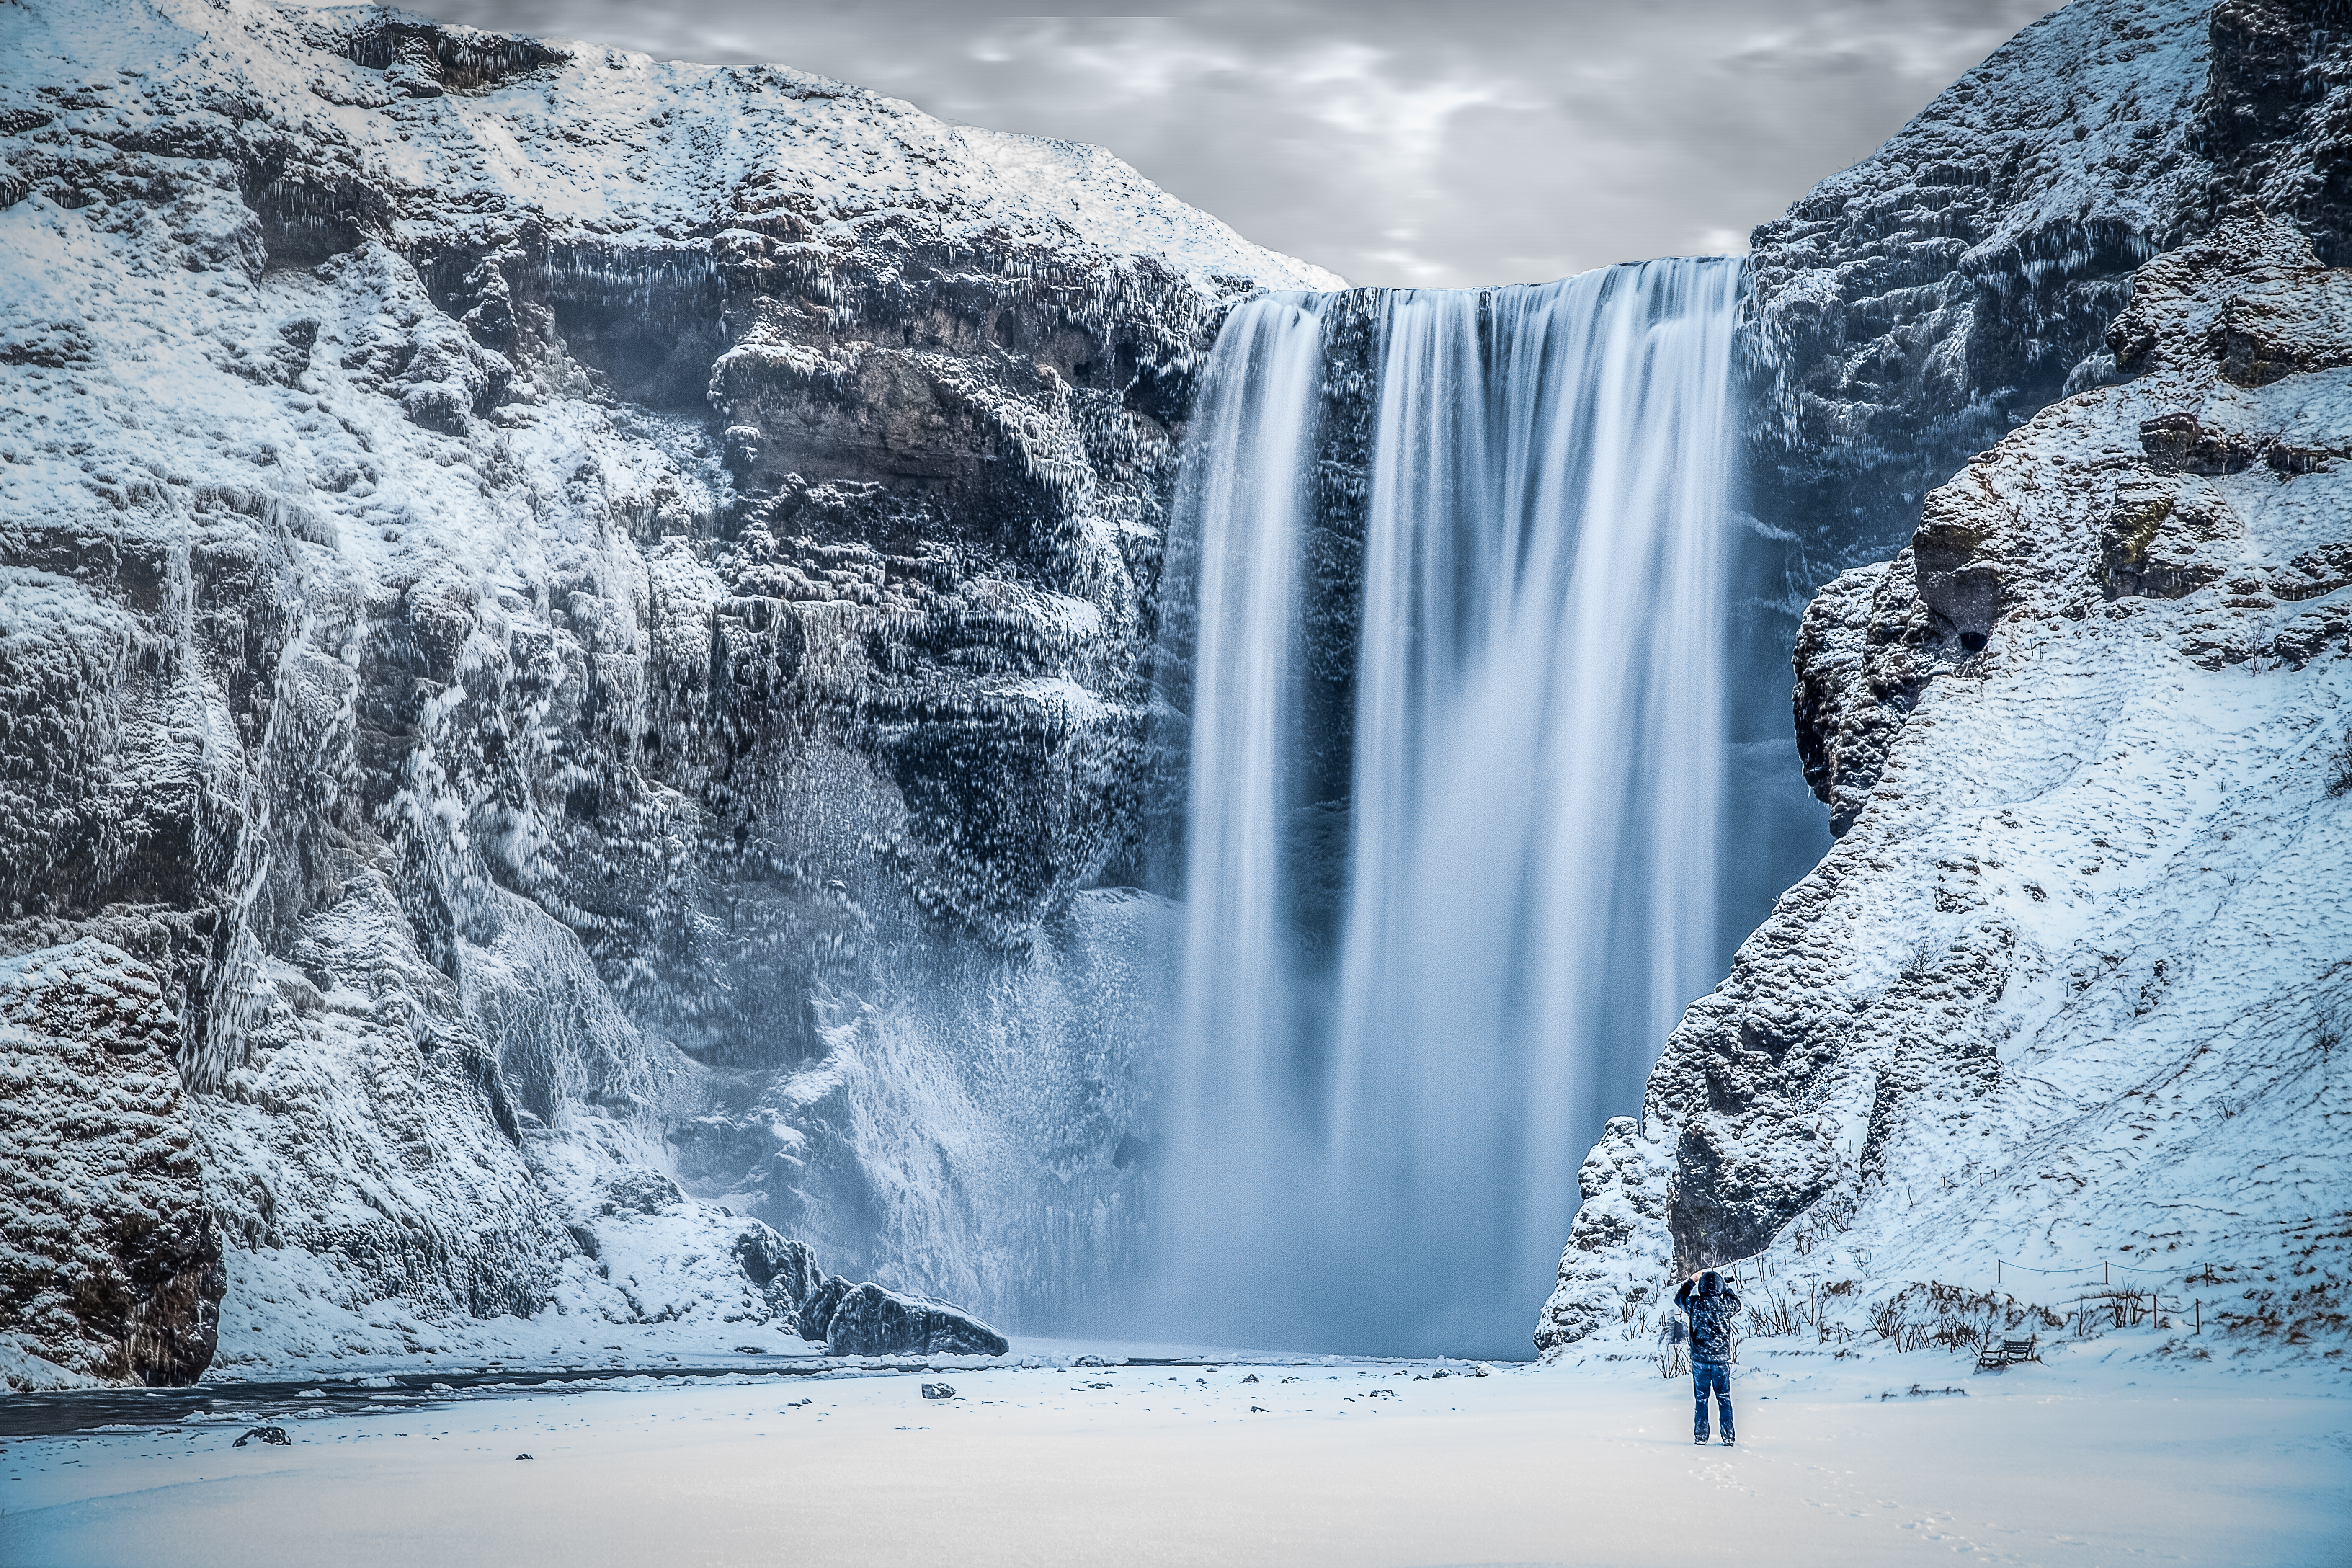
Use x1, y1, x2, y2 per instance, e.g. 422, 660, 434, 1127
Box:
1152, 258, 1745, 1357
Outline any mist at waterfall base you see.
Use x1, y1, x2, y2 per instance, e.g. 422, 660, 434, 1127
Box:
1133, 258, 1820, 1359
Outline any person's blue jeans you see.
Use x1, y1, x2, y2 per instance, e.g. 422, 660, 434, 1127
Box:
1692, 1360, 1733, 1442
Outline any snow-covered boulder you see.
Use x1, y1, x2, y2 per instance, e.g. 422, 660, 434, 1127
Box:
810, 1280, 1009, 1358
1540, 207, 2352, 1367
559, 1166, 825, 1330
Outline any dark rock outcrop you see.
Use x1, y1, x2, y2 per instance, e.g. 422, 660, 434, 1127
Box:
1794, 209, 2352, 836
818, 1282, 1010, 1358
1742, 0, 2352, 606
1755, 0, 2352, 843
1741, 0, 2214, 603
0, 942, 223, 1387
797, 1275, 855, 1343
732, 1226, 826, 1327
2196, 0, 2352, 262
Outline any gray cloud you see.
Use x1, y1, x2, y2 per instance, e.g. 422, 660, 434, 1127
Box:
416, 1, 2062, 288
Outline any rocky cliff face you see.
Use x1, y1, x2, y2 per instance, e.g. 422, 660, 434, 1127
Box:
1543, 0, 2352, 1367
1720, 0, 2216, 951
1740, 0, 2352, 603
0, 0, 1331, 1386
0, 943, 222, 1384
1541, 202, 2351, 1364
1717, 0, 2352, 994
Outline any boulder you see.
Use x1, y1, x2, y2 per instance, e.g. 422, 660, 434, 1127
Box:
821, 1283, 1009, 1357
797, 1275, 854, 1342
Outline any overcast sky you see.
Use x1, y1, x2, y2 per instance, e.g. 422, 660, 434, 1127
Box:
423, 1, 2060, 289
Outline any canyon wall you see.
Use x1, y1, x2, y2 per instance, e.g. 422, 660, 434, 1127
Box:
1542, 0, 2352, 1365
1741, 0, 2351, 598
0, 0, 1332, 1386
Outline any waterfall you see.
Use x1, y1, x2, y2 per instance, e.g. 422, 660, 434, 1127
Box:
1153, 258, 1744, 1357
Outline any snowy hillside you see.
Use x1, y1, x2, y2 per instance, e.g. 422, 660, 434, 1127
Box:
0, 0, 1332, 1387
1540, 207, 2352, 1372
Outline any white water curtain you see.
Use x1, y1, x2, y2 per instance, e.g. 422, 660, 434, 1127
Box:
1158, 260, 1742, 1356
1164, 292, 1332, 1216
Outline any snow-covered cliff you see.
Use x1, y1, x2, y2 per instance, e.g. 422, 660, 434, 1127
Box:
0, 0, 1333, 1387
1542, 0, 2352, 1371
1541, 198, 2351, 1368
1741, 0, 2352, 597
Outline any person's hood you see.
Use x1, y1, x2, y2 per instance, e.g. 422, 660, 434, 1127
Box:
1699, 1270, 1723, 1295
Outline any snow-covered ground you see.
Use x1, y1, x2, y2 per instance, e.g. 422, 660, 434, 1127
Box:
194, 1329, 1273, 1386
5, 1354, 2344, 1568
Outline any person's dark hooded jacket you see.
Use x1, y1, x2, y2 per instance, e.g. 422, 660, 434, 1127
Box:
1675, 1271, 1741, 1363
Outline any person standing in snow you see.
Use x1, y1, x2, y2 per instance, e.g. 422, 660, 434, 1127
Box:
1676, 1270, 1741, 1446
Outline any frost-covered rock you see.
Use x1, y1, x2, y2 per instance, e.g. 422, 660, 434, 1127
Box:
812, 1281, 1009, 1358
1743, 0, 2352, 590
1533, 1117, 1676, 1351
1540, 209, 2352, 1367
0, 942, 221, 1389
565, 1165, 823, 1330
0, 0, 1317, 1379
